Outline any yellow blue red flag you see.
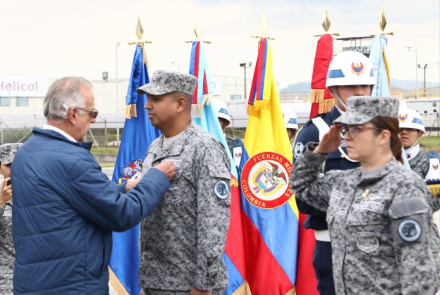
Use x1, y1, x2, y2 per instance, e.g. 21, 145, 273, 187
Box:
237, 38, 299, 294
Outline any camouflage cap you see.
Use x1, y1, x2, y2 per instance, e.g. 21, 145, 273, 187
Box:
0, 143, 22, 165
333, 96, 400, 125
137, 70, 198, 96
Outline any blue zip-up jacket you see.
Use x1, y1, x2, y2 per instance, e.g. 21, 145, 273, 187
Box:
11, 128, 170, 295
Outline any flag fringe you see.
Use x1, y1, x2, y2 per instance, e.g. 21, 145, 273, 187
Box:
231, 280, 251, 295
108, 267, 130, 295
125, 105, 132, 119
130, 104, 137, 118
429, 184, 440, 197
311, 89, 325, 103
125, 104, 137, 119
191, 104, 204, 118
247, 100, 270, 117
285, 287, 297, 295
318, 99, 334, 114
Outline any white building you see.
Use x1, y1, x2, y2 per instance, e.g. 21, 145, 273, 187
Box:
0, 74, 279, 118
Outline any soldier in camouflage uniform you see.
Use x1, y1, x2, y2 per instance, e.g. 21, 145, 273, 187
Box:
399, 108, 440, 290
290, 96, 437, 294
0, 143, 22, 295
137, 70, 231, 295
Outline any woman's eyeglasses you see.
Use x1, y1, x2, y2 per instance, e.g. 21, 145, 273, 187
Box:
340, 124, 383, 139
76, 107, 99, 118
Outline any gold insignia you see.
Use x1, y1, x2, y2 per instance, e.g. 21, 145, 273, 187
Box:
362, 189, 370, 199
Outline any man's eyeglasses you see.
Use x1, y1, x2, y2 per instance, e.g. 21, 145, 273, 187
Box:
340, 124, 383, 139
76, 107, 99, 118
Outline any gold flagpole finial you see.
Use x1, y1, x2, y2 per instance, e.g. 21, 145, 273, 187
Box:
371, 6, 394, 36
322, 9, 331, 33
128, 17, 153, 45
136, 17, 144, 40
184, 18, 211, 44
313, 9, 340, 37
251, 12, 275, 40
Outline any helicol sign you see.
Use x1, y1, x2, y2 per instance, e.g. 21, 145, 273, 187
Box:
0, 76, 48, 97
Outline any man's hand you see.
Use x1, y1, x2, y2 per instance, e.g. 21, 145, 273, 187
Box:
154, 161, 176, 180
0, 177, 12, 206
314, 125, 342, 155
125, 177, 141, 193
190, 288, 212, 295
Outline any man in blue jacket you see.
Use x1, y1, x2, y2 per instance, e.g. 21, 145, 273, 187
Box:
293, 51, 376, 295
11, 76, 175, 295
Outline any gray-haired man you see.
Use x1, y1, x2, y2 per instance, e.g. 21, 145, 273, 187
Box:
11, 77, 175, 295
137, 70, 231, 295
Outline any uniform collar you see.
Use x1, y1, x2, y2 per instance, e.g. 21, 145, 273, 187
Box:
329, 106, 342, 121
359, 157, 397, 186
158, 122, 197, 154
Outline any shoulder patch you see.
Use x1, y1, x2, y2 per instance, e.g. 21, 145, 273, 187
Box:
214, 180, 229, 199
398, 219, 422, 242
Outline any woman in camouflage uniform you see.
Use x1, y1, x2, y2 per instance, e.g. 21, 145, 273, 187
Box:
290, 96, 437, 295
0, 143, 22, 295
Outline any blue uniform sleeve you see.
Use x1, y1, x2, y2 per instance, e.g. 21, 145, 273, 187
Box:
66, 156, 170, 232
293, 121, 326, 218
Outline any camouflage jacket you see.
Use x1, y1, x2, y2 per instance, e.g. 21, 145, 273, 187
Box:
408, 148, 440, 211
409, 147, 428, 179
0, 190, 14, 295
139, 122, 231, 291
290, 143, 437, 295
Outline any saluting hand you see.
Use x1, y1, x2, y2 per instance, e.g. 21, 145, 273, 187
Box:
0, 177, 12, 206
154, 161, 176, 180
314, 125, 342, 155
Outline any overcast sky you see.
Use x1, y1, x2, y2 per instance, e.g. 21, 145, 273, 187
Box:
1, 0, 439, 88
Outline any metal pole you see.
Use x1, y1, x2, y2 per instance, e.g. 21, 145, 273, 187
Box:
104, 119, 108, 148
244, 67, 246, 100
424, 66, 426, 90
115, 42, 120, 146
415, 49, 419, 99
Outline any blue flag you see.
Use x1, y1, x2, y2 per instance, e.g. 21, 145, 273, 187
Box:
369, 35, 410, 170
369, 34, 390, 96
109, 45, 160, 295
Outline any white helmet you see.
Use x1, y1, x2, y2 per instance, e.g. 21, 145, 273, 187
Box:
399, 108, 425, 132
326, 51, 377, 87
281, 106, 298, 130
211, 100, 231, 123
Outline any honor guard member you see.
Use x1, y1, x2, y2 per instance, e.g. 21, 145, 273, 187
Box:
212, 99, 243, 169
212, 99, 234, 155
293, 51, 376, 295
399, 108, 440, 290
281, 106, 299, 145
137, 70, 231, 295
291, 96, 437, 295
0, 143, 21, 295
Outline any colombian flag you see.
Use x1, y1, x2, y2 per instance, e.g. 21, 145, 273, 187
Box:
226, 38, 299, 295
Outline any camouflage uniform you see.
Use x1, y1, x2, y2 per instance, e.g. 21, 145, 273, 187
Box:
408, 148, 429, 178
137, 70, 231, 293
408, 146, 440, 289
290, 97, 437, 294
0, 143, 22, 295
